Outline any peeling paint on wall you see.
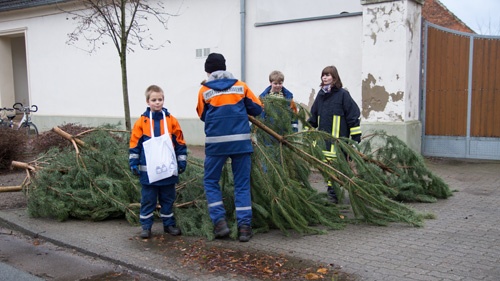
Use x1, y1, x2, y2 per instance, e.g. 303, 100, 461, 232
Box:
405, 10, 421, 57
370, 32, 377, 44
390, 91, 404, 102
366, 3, 403, 45
362, 73, 388, 118
362, 73, 404, 122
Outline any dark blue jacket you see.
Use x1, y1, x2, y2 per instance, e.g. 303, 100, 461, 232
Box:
196, 73, 263, 156
129, 107, 187, 185
259, 86, 298, 132
307, 87, 361, 152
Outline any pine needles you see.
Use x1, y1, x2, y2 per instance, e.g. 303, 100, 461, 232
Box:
249, 98, 452, 228
16, 99, 452, 239
359, 132, 452, 203
24, 128, 141, 222
250, 134, 346, 235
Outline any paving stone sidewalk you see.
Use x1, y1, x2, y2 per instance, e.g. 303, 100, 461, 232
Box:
240, 158, 500, 281
0, 157, 499, 281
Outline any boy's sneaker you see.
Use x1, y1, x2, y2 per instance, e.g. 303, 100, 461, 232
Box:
140, 229, 151, 239
214, 218, 230, 238
164, 225, 181, 236
238, 225, 253, 242
327, 186, 339, 204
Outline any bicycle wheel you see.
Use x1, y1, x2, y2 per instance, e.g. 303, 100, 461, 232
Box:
18, 122, 39, 137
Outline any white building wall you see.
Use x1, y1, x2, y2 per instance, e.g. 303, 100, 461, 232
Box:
0, 0, 423, 150
11, 37, 29, 106
246, 1, 362, 109
28, 14, 122, 118
0, 35, 16, 107
1, 7, 123, 117
126, 0, 242, 120
0, 0, 243, 145
360, 0, 423, 151
253, 0, 361, 22
361, 0, 421, 122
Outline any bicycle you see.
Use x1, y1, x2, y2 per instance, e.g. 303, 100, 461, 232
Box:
0, 106, 16, 128
13, 102, 39, 136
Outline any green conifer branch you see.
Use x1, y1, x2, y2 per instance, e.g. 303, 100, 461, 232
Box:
18, 101, 451, 239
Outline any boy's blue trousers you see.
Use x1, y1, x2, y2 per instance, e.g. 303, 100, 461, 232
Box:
204, 153, 252, 228
140, 183, 176, 230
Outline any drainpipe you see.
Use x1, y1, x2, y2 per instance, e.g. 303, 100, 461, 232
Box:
240, 0, 246, 81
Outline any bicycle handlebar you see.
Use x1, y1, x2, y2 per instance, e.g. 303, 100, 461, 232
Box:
0, 107, 15, 112
13, 102, 38, 113
13, 103, 22, 111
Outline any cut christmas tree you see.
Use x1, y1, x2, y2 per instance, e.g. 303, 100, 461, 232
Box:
13, 100, 451, 239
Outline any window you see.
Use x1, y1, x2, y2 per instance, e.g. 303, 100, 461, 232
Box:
196, 48, 210, 58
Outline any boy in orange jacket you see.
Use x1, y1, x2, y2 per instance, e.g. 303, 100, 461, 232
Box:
129, 85, 187, 239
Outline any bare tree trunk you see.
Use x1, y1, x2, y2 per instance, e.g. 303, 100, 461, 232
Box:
121, 53, 131, 131
120, 0, 131, 131
63, 0, 174, 131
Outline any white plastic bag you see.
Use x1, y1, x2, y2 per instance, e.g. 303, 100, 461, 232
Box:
142, 111, 178, 183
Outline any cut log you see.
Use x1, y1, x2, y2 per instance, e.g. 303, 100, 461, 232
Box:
0, 186, 22, 192
52, 126, 86, 147
11, 161, 35, 171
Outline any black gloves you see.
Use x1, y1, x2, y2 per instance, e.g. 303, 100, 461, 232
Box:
130, 165, 140, 176
351, 134, 361, 143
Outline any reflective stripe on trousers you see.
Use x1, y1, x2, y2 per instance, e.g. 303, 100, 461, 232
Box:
204, 153, 252, 227
140, 183, 176, 229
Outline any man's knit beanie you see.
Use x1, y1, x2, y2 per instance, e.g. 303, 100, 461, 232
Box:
204, 53, 226, 73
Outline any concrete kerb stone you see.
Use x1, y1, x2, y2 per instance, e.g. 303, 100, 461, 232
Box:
0, 212, 180, 281
0, 210, 242, 281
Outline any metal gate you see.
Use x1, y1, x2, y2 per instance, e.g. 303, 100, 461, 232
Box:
422, 22, 500, 160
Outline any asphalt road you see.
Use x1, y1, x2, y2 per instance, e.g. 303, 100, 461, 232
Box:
0, 226, 160, 281
0, 262, 43, 281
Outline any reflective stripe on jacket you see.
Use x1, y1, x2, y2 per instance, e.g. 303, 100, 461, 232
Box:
196, 73, 263, 156
129, 107, 187, 185
307, 87, 361, 157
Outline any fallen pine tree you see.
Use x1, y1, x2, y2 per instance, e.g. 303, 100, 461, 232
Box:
12, 100, 452, 239
248, 98, 451, 229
